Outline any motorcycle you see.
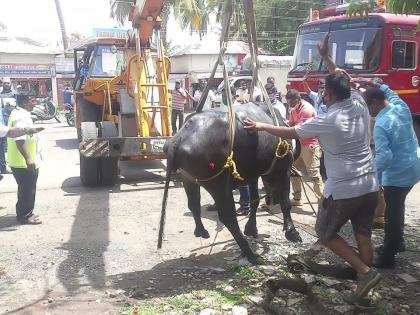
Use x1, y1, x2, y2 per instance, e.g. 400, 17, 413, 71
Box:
31, 96, 61, 123
64, 103, 74, 126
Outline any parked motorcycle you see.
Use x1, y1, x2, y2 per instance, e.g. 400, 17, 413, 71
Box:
64, 103, 74, 126
31, 96, 61, 123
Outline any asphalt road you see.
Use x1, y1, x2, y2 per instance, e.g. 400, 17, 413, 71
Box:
0, 121, 419, 315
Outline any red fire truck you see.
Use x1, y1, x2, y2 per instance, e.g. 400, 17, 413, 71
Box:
287, 4, 420, 135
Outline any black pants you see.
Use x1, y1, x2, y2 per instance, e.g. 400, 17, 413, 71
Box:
11, 167, 39, 219
382, 186, 412, 254
171, 109, 184, 134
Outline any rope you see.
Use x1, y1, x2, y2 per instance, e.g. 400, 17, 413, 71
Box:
224, 152, 244, 181
275, 140, 293, 159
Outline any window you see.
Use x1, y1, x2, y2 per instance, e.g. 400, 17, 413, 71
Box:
392, 41, 416, 69
291, 28, 382, 72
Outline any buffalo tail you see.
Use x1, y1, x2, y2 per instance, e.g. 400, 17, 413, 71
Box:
157, 139, 177, 249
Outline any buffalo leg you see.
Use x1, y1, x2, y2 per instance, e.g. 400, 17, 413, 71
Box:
275, 172, 302, 243
211, 188, 263, 264
183, 178, 210, 239
244, 180, 260, 238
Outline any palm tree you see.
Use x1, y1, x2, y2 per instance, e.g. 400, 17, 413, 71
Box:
109, 0, 213, 42
388, 0, 420, 14
54, 0, 69, 51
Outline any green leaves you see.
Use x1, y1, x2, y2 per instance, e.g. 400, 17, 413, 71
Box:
388, 0, 420, 14
347, 0, 378, 17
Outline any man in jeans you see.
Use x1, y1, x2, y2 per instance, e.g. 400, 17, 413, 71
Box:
362, 81, 420, 268
287, 89, 324, 205
7, 95, 42, 225
170, 81, 192, 134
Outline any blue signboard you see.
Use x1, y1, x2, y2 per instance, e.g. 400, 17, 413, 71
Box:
0, 64, 53, 77
92, 28, 129, 39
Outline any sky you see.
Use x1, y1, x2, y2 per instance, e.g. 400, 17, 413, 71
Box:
0, 0, 202, 48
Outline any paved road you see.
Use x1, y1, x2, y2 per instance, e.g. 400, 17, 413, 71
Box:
0, 122, 419, 315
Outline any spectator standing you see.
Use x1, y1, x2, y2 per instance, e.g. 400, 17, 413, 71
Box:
287, 90, 324, 205
170, 81, 192, 134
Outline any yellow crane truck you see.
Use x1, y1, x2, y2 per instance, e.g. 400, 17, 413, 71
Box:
73, 0, 171, 186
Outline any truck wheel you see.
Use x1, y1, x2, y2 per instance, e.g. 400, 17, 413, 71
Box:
98, 121, 119, 186
79, 122, 101, 186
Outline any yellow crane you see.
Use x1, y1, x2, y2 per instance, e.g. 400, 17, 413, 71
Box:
74, 0, 171, 186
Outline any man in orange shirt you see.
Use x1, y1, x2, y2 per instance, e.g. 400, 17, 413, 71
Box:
287, 89, 323, 205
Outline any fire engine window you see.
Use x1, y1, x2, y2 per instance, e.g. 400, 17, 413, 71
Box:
392, 41, 416, 69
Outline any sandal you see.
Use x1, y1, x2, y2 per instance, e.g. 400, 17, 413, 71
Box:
18, 215, 42, 225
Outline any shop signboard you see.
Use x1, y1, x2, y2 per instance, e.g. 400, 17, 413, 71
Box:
55, 57, 75, 74
92, 28, 129, 39
0, 64, 53, 77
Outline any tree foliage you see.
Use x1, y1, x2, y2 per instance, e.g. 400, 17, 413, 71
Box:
109, 0, 325, 55
388, 0, 420, 14
210, 0, 324, 55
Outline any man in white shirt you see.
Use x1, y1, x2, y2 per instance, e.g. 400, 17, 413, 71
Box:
193, 79, 215, 110
234, 80, 250, 105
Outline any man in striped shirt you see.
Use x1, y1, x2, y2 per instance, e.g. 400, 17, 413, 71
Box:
171, 81, 192, 134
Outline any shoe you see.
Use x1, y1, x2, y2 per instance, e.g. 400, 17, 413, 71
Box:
236, 207, 250, 216
373, 253, 396, 269
290, 199, 302, 207
17, 215, 42, 225
372, 221, 385, 230
346, 268, 382, 303
206, 204, 217, 212
375, 242, 405, 255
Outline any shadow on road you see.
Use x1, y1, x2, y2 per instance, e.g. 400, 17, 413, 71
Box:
55, 138, 78, 150
57, 183, 111, 292
0, 214, 19, 232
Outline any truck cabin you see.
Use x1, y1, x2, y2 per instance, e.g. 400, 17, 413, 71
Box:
72, 37, 127, 91
288, 13, 420, 115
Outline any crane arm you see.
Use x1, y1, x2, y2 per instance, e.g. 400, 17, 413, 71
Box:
129, 0, 165, 46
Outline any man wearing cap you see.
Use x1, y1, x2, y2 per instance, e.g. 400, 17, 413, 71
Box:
286, 89, 324, 205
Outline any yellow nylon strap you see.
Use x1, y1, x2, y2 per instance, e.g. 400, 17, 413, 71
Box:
275, 140, 293, 159
223, 152, 244, 181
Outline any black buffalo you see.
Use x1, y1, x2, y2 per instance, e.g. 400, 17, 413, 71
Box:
158, 103, 302, 264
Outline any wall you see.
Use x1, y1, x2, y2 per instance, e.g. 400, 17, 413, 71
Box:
0, 53, 55, 65
171, 54, 240, 74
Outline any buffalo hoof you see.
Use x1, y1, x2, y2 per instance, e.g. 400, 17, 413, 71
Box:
247, 253, 265, 265
194, 227, 210, 239
244, 222, 258, 238
285, 230, 302, 243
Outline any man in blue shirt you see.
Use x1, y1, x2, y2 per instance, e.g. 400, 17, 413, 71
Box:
362, 81, 420, 269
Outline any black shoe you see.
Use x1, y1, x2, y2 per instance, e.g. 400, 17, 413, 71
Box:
372, 221, 385, 230
375, 242, 405, 255
17, 215, 42, 225
373, 253, 395, 269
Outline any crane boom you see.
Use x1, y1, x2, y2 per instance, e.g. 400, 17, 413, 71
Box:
129, 0, 165, 46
